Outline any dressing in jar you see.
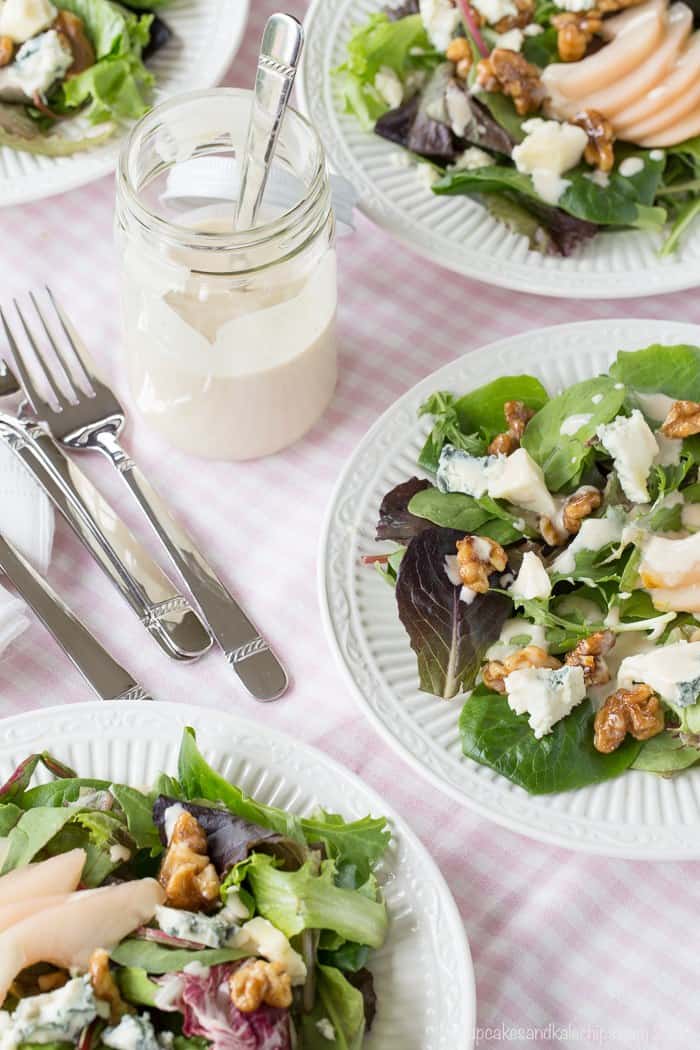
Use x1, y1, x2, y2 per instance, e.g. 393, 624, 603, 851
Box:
115, 89, 337, 460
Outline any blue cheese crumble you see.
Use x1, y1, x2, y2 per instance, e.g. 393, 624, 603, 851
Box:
505, 665, 587, 737
0, 976, 106, 1050
103, 1014, 161, 1050
155, 904, 240, 948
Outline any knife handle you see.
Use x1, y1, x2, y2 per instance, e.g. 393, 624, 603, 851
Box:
0, 419, 212, 662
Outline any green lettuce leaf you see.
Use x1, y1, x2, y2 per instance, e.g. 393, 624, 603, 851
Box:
111, 941, 246, 973
241, 854, 388, 949
460, 684, 642, 794
418, 392, 487, 473
300, 966, 366, 1050
632, 732, 700, 774
610, 344, 700, 400
116, 967, 159, 1008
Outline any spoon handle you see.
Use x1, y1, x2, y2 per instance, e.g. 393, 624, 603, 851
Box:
234, 13, 304, 231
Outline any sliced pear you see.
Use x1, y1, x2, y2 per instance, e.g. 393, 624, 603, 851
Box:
0, 893, 71, 933
637, 107, 700, 146
578, 4, 692, 117
647, 585, 700, 612
614, 30, 700, 131
0, 849, 85, 908
0, 878, 164, 1005
542, 0, 666, 102
618, 72, 700, 139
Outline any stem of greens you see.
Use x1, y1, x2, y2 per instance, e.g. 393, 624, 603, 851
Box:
457, 0, 489, 57
655, 179, 700, 198
660, 198, 700, 257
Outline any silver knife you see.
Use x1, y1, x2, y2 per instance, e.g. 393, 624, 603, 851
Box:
0, 415, 212, 662
0, 532, 151, 701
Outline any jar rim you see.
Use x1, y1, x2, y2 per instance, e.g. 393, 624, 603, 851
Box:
116, 87, 328, 253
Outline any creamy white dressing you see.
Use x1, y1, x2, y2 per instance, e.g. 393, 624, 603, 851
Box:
618, 157, 645, 178
510, 551, 551, 600
682, 504, 700, 529
636, 391, 676, 422
551, 510, 625, 576
618, 640, 700, 706
653, 432, 682, 467
560, 413, 593, 436
486, 618, 549, 661
640, 530, 700, 588
596, 410, 659, 503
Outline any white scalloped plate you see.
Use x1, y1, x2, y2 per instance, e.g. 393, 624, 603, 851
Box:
0, 0, 249, 206
0, 700, 475, 1050
319, 319, 700, 858
299, 0, 700, 299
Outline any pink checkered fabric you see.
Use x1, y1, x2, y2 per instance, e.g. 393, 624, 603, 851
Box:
1, 2, 699, 1046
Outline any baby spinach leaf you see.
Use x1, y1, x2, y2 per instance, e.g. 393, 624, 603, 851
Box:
460, 685, 642, 794
521, 376, 626, 490
660, 197, 700, 256
453, 375, 549, 440
632, 732, 700, 775
522, 26, 559, 66
408, 488, 533, 544
610, 344, 700, 400
396, 527, 511, 697
110, 940, 246, 973
477, 91, 527, 143
511, 594, 606, 653
111, 784, 162, 853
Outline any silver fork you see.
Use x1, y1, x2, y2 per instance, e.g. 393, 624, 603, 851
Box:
3, 290, 289, 703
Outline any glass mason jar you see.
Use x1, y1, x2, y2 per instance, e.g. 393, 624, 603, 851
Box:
115, 89, 337, 461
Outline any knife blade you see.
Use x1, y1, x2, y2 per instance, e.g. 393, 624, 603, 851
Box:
0, 532, 151, 701
0, 415, 212, 662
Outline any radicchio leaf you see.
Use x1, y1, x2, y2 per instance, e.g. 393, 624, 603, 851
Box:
178, 963, 292, 1050
152, 797, 301, 875
396, 527, 511, 698
0, 751, 76, 802
376, 478, 432, 542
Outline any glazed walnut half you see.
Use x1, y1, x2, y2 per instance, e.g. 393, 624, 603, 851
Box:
476, 49, 546, 116
483, 645, 561, 694
0, 36, 14, 68
551, 11, 603, 62
594, 684, 664, 754
573, 109, 615, 172
158, 810, 220, 911
456, 534, 507, 594
229, 961, 293, 1013
89, 949, 132, 1024
565, 630, 615, 687
540, 486, 602, 547
660, 400, 700, 438
489, 400, 535, 455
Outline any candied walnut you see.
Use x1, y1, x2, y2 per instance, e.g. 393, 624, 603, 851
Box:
476, 49, 545, 116
0, 36, 14, 68
37, 970, 68, 993
53, 11, 96, 76
573, 108, 615, 172
89, 949, 132, 1023
660, 400, 700, 438
551, 11, 603, 62
456, 534, 507, 594
565, 630, 615, 686
446, 36, 471, 63
561, 485, 602, 535
488, 400, 534, 455
158, 811, 220, 912
229, 960, 293, 1013
594, 684, 664, 754
539, 515, 565, 547
494, 0, 535, 32
597, 0, 645, 11
483, 644, 561, 693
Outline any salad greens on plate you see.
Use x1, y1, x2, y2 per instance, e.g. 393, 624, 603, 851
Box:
369, 343, 700, 795
0, 0, 174, 155
336, 0, 700, 255
0, 728, 390, 1049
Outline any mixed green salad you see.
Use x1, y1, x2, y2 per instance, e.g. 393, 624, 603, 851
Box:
370, 343, 700, 794
337, 0, 700, 256
0, 0, 175, 155
0, 728, 390, 1049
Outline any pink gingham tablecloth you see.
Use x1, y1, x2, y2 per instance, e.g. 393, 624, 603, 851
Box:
1, 3, 700, 1046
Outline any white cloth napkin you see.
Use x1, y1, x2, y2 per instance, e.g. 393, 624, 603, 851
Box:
0, 440, 55, 656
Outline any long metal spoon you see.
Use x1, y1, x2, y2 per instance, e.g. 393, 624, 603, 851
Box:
234, 13, 304, 231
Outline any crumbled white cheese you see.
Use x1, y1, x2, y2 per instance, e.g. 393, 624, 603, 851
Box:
635, 391, 675, 423
445, 80, 473, 137
0, 977, 102, 1050
550, 509, 624, 576
494, 27, 524, 51
417, 163, 441, 188
682, 504, 700, 530
554, 0, 597, 10
233, 917, 307, 985
316, 1019, 336, 1041
461, 585, 478, 605
452, 146, 493, 170
156, 905, 240, 948
584, 169, 610, 188
559, 413, 592, 436
619, 156, 645, 178
472, 0, 518, 26
523, 22, 544, 34
419, 0, 461, 50
596, 410, 659, 503
9, 28, 72, 97
0, 0, 56, 43
374, 66, 404, 110
505, 665, 587, 737
437, 446, 504, 498
109, 843, 132, 864
510, 551, 551, 601
618, 641, 700, 707
654, 433, 682, 467
512, 119, 587, 206
444, 554, 462, 586
103, 1015, 160, 1050
487, 447, 556, 518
